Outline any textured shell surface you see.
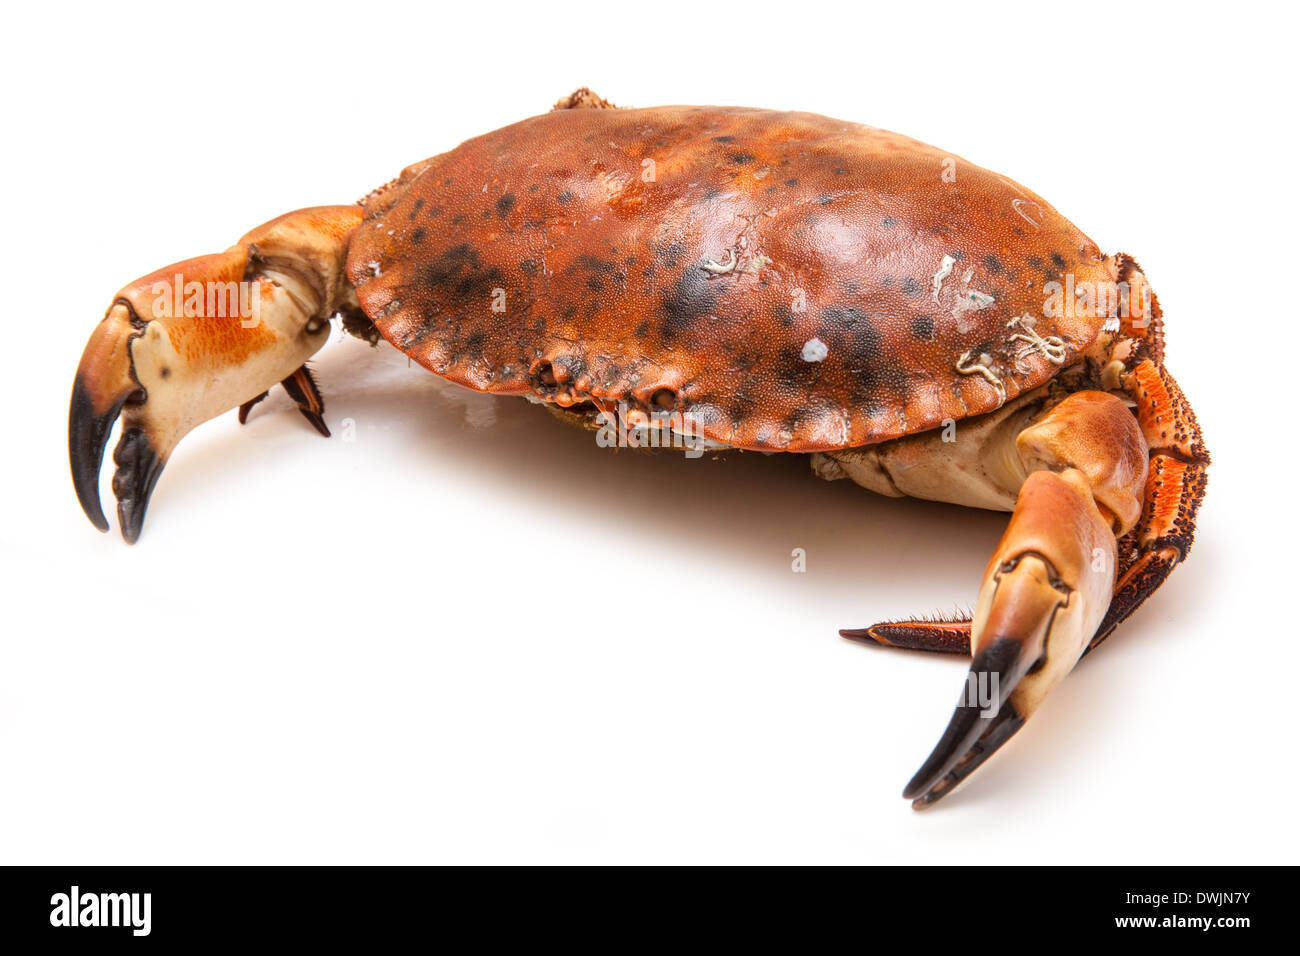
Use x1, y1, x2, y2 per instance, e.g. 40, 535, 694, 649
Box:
347, 105, 1112, 451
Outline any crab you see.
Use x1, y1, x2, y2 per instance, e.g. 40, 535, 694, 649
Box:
69, 89, 1209, 808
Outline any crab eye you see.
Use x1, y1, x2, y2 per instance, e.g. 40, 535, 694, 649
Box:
533, 361, 558, 388
650, 388, 678, 411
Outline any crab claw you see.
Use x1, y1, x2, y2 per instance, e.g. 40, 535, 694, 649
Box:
904, 470, 1118, 807
68, 206, 363, 542
902, 389, 1155, 808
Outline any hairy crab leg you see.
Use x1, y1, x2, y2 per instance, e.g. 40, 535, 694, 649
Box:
840, 618, 972, 654
69, 205, 362, 542
1089, 361, 1209, 650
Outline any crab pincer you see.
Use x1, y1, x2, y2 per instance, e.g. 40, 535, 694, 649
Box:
69, 206, 361, 541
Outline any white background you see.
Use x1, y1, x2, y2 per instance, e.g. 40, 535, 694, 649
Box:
1, 1, 1295, 864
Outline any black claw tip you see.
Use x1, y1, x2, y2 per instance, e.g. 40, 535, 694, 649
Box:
111, 427, 165, 544
902, 638, 1026, 801
69, 375, 125, 533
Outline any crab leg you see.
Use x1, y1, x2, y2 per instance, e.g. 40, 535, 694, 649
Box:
1090, 361, 1209, 650
902, 390, 1150, 808
69, 205, 362, 541
841, 618, 972, 654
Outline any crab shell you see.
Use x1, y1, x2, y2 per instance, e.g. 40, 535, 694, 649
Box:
347, 105, 1115, 450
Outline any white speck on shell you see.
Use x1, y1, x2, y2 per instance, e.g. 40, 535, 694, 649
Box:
1011, 199, 1042, 228
932, 254, 956, 302
801, 337, 829, 362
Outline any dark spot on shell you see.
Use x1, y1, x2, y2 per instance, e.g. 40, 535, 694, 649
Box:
1051, 252, 1067, 269
496, 193, 516, 218
658, 241, 688, 268
651, 388, 678, 411
729, 151, 756, 164
159, 367, 170, 379
785, 177, 799, 187
587, 277, 604, 292
772, 300, 797, 328
729, 381, 760, 418
949, 250, 965, 261
464, 330, 485, 354
660, 268, 720, 342
845, 324, 906, 403
558, 190, 575, 205
713, 135, 735, 142
984, 254, 1004, 274
817, 194, 833, 205
1027, 255, 1045, 270
416, 243, 504, 306
911, 316, 935, 341
820, 305, 867, 332
882, 216, 897, 227
578, 255, 616, 274
902, 277, 920, 296
520, 258, 539, 275
411, 227, 426, 243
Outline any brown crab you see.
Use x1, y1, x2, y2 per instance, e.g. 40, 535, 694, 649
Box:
69, 89, 1209, 808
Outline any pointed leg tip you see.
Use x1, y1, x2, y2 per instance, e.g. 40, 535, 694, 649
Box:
282, 366, 329, 437
237, 390, 269, 426
839, 626, 880, 645
298, 408, 330, 437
